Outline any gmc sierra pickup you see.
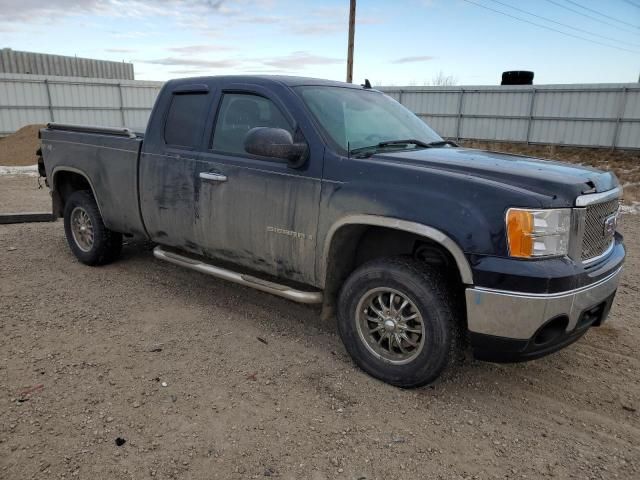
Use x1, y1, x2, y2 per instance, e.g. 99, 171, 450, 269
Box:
39, 75, 625, 387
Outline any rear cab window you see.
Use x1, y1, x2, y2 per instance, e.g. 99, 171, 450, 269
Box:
164, 92, 209, 148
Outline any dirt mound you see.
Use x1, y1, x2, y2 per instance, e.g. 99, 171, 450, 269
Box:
0, 124, 45, 166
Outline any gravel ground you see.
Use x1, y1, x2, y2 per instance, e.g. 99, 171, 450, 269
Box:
1, 180, 639, 480
0, 175, 51, 213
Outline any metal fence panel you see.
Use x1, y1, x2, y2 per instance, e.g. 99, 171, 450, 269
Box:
123, 110, 154, 132
417, 114, 457, 137
121, 84, 160, 108
463, 91, 530, 116
49, 82, 120, 107
617, 122, 640, 149
529, 119, 615, 146
381, 83, 640, 149
461, 117, 528, 142
402, 91, 460, 115
0, 107, 51, 133
624, 90, 640, 118
0, 73, 163, 135
0, 80, 49, 107
53, 108, 123, 127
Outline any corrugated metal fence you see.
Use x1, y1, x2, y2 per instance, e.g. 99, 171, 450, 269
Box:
0, 73, 162, 135
1, 74, 639, 149
1, 49, 135, 80
380, 83, 640, 149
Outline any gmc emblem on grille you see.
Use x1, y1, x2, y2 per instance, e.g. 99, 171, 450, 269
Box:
603, 214, 618, 236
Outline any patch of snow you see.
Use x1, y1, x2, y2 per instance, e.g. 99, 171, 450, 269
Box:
0, 165, 39, 176
620, 202, 640, 215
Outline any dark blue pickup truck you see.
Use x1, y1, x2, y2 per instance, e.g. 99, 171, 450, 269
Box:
39, 75, 625, 387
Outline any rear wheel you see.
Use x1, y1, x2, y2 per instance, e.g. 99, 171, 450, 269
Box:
63, 190, 122, 265
337, 257, 460, 388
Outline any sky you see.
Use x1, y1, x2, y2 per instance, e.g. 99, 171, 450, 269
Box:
0, 0, 639, 85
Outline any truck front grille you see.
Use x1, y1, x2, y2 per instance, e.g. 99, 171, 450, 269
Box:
581, 198, 619, 262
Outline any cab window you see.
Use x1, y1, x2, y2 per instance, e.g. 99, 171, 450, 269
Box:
211, 93, 292, 155
164, 92, 209, 148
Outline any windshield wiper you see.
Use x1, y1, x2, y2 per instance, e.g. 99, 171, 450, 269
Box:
377, 139, 432, 148
349, 139, 432, 157
426, 140, 459, 147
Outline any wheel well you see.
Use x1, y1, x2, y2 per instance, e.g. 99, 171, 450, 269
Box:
52, 170, 93, 217
322, 225, 465, 320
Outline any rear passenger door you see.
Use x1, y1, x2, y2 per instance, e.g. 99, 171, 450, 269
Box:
194, 86, 322, 286
139, 85, 212, 251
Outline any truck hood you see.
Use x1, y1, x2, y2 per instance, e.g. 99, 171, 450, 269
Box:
373, 147, 618, 203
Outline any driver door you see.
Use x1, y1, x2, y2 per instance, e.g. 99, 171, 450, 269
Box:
193, 86, 322, 286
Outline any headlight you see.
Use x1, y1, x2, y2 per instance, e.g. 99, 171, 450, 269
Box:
506, 208, 571, 258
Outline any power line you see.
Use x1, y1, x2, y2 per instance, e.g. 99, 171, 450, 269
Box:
564, 0, 640, 29
544, 0, 640, 35
461, 0, 639, 53
623, 0, 640, 9
487, 0, 640, 48
565, 0, 640, 29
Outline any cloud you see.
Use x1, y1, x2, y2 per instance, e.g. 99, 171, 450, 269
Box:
0, 0, 244, 22
286, 6, 383, 36
168, 69, 210, 74
110, 30, 153, 39
0, 23, 18, 32
142, 57, 240, 68
262, 51, 343, 69
390, 56, 435, 64
167, 45, 235, 54
289, 23, 343, 35
235, 14, 284, 25
243, 68, 294, 74
0, 0, 380, 40
140, 50, 343, 74
105, 48, 136, 53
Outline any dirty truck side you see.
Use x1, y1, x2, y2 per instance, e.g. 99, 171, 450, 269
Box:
39, 75, 625, 388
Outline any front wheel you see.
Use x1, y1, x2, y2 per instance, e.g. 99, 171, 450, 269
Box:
63, 190, 122, 266
337, 257, 460, 388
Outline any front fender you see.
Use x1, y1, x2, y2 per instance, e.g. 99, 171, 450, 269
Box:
320, 214, 474, 287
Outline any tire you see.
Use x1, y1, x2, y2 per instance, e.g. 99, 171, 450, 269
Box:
63, 190, 122, 266
337, 257, 460, 388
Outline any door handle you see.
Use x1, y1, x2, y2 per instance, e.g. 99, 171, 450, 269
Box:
199, 172, 228, 183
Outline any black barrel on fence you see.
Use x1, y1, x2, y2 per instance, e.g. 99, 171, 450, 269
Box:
501, 71, 534, 85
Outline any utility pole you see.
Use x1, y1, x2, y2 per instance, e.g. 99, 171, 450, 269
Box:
346, 0, 356, 83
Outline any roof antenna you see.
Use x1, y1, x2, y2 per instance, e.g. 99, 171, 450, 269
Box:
361, 79, 372, 89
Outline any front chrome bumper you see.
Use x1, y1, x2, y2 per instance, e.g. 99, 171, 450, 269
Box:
465, 266, 623, 340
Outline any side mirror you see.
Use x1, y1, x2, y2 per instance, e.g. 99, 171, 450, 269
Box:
244, 127, 308, 168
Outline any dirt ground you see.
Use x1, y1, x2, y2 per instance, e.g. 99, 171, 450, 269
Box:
0, 177, 638, 480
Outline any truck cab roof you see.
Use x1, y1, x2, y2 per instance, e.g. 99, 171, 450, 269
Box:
164, 75, 368, 90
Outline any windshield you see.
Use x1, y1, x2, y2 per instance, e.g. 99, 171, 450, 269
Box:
296, 86, 442, 153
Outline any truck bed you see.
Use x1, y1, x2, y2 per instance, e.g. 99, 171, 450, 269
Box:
40, 123, 147, 237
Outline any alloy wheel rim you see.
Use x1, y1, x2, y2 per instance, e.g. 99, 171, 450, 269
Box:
70, 207, 94, 252
355, 287, 425, 365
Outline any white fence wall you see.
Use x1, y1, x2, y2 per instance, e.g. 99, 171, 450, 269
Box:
381, 83, 640, 149
0, 73, 163, 135
1, 74, 639, 149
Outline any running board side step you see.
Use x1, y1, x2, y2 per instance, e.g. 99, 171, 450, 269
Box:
153, 246, 323, 304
